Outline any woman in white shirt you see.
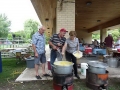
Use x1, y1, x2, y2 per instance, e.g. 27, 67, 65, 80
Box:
62, 31, 80, 79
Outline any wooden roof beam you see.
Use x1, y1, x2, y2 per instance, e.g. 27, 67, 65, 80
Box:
87, 17, 120, 33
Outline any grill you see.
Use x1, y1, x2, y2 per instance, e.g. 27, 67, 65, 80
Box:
53, 83, 73, 90
86, 69, 108, 90
53, 71, 73, 90
53, 72, 73, 85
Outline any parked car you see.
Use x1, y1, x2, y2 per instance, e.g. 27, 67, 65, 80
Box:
4, 39, 12, 45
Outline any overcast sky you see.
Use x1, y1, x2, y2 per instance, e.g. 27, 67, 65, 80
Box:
0, 0, 41, 32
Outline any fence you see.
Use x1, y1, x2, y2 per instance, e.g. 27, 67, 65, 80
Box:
0, 40, 32, 58
0, 40, 31, 50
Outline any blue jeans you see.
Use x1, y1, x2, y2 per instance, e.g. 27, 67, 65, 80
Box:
65, 51, 78, 76
50, 50, 58, 73
50, 50, 57, 65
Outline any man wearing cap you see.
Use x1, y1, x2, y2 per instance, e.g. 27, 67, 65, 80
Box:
104, 33, 114, 55
32, 25, 50, 79
48, 28, 67, 66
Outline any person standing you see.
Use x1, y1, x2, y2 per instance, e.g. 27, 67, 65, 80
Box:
93, 39, 99, 48
62, 31, 80, 79
81, 38, 84, 44
104, 33, 114, 55
115, 36, 120, 49
32, 25, 50, 79
48, 28, 67, 65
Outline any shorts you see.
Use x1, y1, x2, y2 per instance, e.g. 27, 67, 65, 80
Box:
34, 53, 46, 64
106, 47, 112, 55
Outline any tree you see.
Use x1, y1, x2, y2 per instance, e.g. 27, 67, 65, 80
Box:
92, 33, 100, 40
14, 30, 25, 39
7, 33, 12, 40
24, 19, 39, 39
108, 29, 120, 42
0, 14, 11, 38
92, 29, 120, 42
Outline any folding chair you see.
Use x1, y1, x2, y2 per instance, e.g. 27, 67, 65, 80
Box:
16, 52, 22, 64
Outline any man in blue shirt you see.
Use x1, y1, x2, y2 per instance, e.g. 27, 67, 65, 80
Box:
32, 25, 50, 79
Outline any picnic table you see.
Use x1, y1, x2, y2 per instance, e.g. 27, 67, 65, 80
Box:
112, 52, 120, 57
1, 47, 30, 64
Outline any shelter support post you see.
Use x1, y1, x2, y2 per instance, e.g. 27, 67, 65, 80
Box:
100, 29, 107, 43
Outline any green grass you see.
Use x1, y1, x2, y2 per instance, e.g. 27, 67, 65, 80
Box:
0, 58, 26, 84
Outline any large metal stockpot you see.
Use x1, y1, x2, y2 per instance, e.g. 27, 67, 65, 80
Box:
108, 57, 119, 68
103, 56, 119, 68
87, 61, 108, 74
103, 55, 111, 63
52, 61, 74, 74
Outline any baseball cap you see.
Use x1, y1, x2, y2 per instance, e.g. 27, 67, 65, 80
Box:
60, 28, 68, 32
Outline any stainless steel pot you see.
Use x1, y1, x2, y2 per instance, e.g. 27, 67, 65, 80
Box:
108, 57, 119, 68
103, 55, 111, 63
87, 61, 108, 74
52, 61, 74, 74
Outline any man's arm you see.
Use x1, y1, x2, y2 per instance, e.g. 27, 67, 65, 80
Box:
49, 41, 57, 50
77, 38, 80, 51
62, 42, 67, 55
32, 35, 38, 57
112, 37, 114, 45
32, 44, 37, 54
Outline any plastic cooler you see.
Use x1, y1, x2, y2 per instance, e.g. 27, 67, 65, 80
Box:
117, 49, 120, 52
85, 48, 92, 54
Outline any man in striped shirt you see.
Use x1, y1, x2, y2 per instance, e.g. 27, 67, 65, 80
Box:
49, 28, 67, 66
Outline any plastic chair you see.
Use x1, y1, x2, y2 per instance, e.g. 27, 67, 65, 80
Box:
16, 52, 22, 64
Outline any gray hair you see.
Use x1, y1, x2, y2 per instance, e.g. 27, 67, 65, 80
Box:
38, 25, 43, 30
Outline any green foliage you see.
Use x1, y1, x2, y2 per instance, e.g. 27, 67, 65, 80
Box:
92, 33, 100, 40
0, 14, 11, 38
14, 30, 25, 39
9, 19, 49, 44
45, 35, 50, 44
92, 29, 120, 42
7, 33, 12, 40
24, 19, 39, 39
108, 29, 120, 42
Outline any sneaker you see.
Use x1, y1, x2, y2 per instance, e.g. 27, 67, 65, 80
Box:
75, 75, 80, 79
36, 75, 42, 79
42, 74, 50, 77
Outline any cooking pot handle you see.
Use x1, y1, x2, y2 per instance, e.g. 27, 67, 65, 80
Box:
86, 65, 88, 67
51, 64, 56, 69
116, 56, 120, 60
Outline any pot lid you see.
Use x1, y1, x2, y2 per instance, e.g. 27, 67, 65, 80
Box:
87, 61, 108, 68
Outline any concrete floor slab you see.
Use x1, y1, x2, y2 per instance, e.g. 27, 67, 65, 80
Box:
15, 67, 86, 82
